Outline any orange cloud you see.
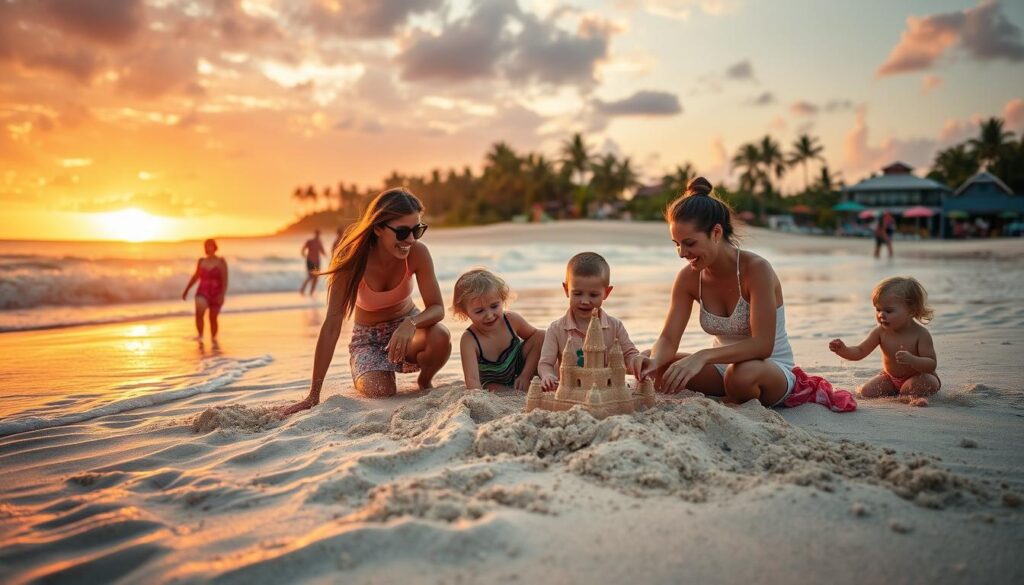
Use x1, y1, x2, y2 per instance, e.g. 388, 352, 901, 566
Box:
877, 1, 1024, 77
1004, 98, 1024, 132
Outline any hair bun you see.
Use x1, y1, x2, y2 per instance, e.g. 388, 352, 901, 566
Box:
685, 176, 713, 197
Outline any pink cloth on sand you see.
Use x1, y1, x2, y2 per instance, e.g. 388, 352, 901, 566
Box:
783, 367, 857, 412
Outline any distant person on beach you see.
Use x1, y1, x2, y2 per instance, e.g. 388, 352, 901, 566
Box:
642, 178, 799, 407
299, 230, 326, 296
282, 189, 451, 415
182, 239, 228, 339
828, 277, 939, 406
451, 268, 543, 392
873, 211, 894, 259
538, 252, 646, 391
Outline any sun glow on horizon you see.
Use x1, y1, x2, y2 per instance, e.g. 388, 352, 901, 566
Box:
94, 208, 170, 242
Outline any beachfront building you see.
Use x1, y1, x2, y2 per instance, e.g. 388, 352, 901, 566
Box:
943, 171, 1024, 237
841, 162, 1024, 238
840, 162, 951, 237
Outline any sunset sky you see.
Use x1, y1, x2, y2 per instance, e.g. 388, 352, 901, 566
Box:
2, 0, 1023, 241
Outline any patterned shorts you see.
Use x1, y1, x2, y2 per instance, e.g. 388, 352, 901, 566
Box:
349, 308, 421, 382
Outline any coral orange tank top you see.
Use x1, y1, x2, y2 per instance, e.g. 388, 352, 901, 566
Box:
355, 262, 414, 311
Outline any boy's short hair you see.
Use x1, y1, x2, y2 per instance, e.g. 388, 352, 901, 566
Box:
872, 276, 934, 324
566, 252, 610, 285
450, 268, 511, 319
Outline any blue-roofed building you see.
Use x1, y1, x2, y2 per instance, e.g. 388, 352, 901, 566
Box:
842, 162, 951, 209
841, 162, 1024, 238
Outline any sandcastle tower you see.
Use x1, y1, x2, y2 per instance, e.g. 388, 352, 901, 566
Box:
526, 309, 656, 419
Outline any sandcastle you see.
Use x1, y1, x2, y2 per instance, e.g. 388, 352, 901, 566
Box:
526, 309, 656, 419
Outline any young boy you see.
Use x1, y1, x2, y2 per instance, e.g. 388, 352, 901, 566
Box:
538, 252, 645, 390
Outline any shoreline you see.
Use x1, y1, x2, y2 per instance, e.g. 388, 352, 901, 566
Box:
3, 219, 1024, 255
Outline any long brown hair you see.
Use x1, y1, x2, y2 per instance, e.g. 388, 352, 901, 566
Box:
326, 188, 424, 319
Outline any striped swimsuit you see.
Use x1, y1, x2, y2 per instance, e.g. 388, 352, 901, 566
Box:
469, 315, 526, 388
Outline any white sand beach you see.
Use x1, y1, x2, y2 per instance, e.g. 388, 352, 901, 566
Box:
1, 222, 1023, 584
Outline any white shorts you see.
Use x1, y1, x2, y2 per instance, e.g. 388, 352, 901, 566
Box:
712, 360, 796, 408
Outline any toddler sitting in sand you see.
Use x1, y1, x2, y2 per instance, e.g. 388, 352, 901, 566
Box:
452, 268, 544, 391
538, 252, 646, 391
828, 276, 940, 406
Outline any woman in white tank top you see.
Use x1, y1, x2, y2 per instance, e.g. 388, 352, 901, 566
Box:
643, 177, 796, 407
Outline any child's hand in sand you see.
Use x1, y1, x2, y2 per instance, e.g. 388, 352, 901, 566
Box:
638, 356, 657, 381
828, 338, 847, 353
514, 373, 531, 393
541, 373, 558, 391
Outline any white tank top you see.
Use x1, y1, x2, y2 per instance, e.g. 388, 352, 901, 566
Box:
698, 248, 795, 367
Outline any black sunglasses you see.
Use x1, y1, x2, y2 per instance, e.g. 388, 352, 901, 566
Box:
384, 223, 428, 241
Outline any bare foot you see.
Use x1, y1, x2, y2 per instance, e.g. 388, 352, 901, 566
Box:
909, 397, 929, 407
279, 397, 318, 416
417, 374, 434, 390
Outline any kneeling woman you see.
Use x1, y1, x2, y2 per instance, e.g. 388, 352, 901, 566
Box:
645, 177, 796, 407
283, 189, 451, 415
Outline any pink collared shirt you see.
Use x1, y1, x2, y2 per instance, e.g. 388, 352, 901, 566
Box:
538, 308, 644, 380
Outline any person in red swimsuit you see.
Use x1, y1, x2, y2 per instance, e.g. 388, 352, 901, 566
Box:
182, 239, 229, 339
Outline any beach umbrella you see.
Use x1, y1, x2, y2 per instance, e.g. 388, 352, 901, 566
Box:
903, 206, 935, 236
833, 201, 866, 212
737, 210, 756, 221
858, 209, 877, 220
790, 204, 813, 214
946, 210, 969, 219
999, 210, 1019, 219
903, 206, 935, 218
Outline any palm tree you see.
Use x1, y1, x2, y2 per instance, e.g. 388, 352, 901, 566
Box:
588, 153, 619, 202
615, 156, 640, 197
732, 143, 767, 220
661, 163, 696, 194
481, 141, 525, 218
304, 185, 317, 214
968, 117, 1014, 168
758, 135, 786, 195
814, 165, 842, 193
787, 134, 824, 192
292, 186, 305, 214
322, 186, 332, 212
928, 144, 979, 189
732, 143, 764, 193
560, 132, 594, 187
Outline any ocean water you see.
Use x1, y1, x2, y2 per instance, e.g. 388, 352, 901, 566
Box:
2, 226, 1023, 438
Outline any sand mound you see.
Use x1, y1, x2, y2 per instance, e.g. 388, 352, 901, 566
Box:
191, 405, 281, 433
330, 388, 1009, 512
469, 394, 998, 508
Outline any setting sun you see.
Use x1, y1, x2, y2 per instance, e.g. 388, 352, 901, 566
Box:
94, 208, 169, 242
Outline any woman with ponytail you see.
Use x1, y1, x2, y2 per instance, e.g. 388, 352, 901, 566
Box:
641, 177, 800, 407
282, 188, 451, 415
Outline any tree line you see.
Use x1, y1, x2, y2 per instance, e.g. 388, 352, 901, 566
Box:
289, 117, 1021, 229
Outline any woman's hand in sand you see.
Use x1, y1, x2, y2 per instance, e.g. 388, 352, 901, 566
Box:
540, 374, 559, 391
386, 318, 417, 362
662, 354, 705, 394
280, 395, 319, 416
828, 339, 847, 354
